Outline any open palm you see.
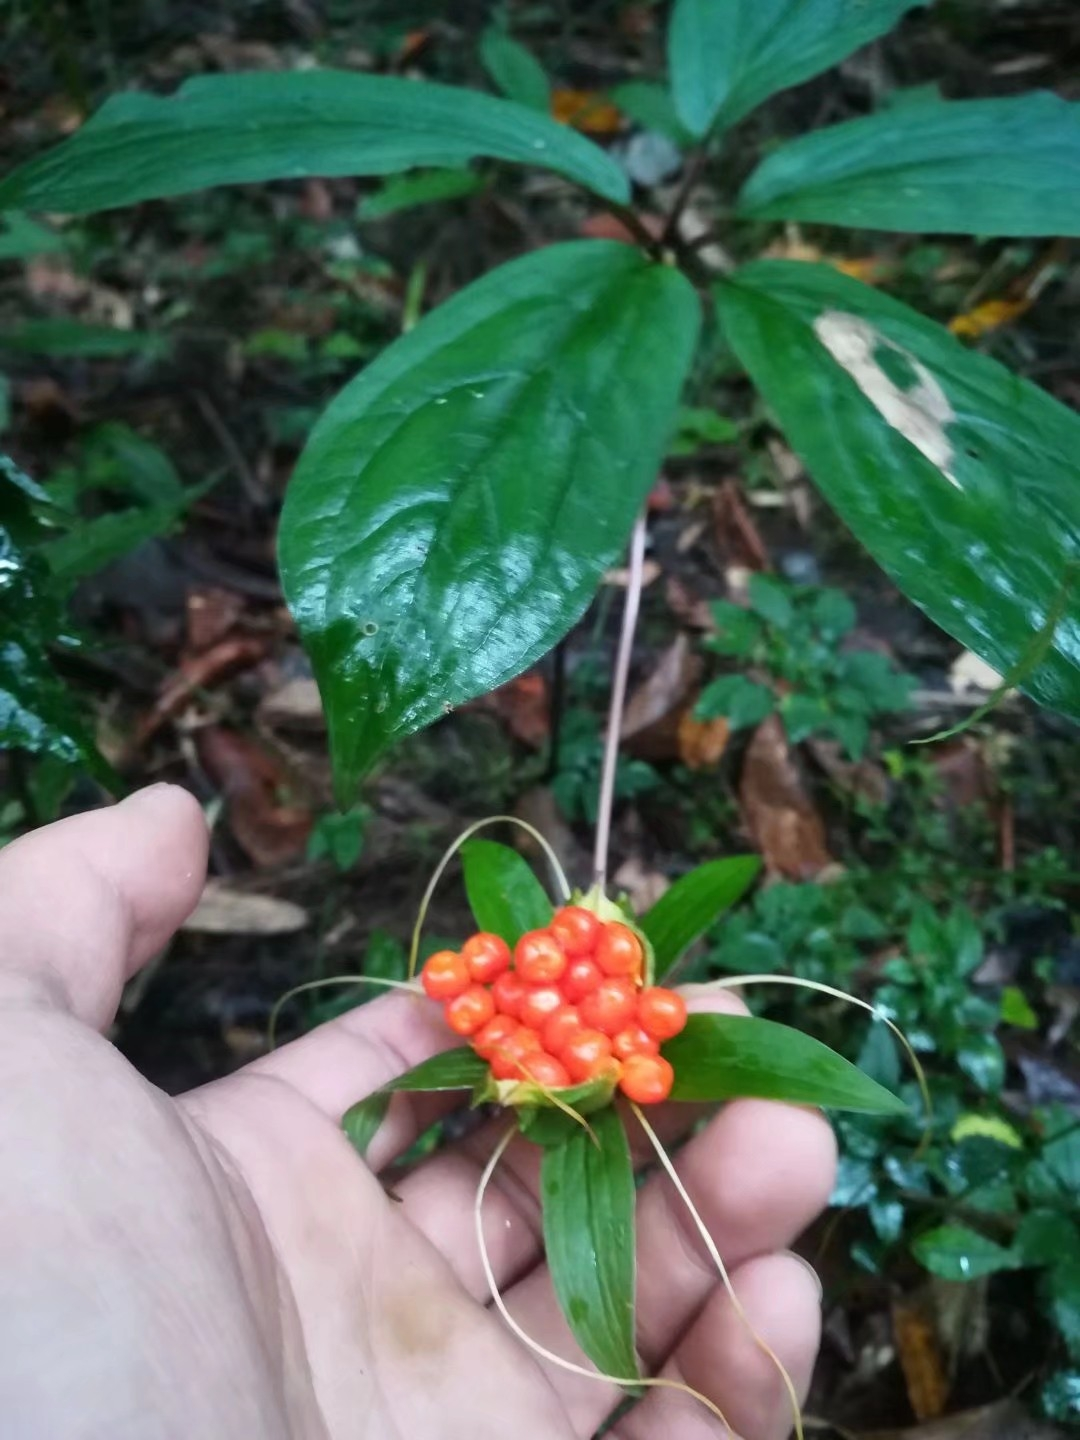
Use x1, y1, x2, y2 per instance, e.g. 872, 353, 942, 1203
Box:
0, 787, 835, 1440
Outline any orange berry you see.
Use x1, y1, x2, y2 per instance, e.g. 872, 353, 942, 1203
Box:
612, 1024, 661, 1061
595, 922, 644, 978
514, 929, 568, 985
519, 984, 565, 1031
562, 1028, 614, 1083
445, 984, 495, 1036
588, 1055, 624, 1087
619, 1053, 674, 1105
462, 932, 511, 984
563, 957, 603, 1003
550, 905, 601, 958
521, 1052, 572, 1089
421, 949, 469, 1000
474, 1013, 518, 1060
492, 970, 527, 1019
637, 987, 688, 1041
579, 977, 637, 1036
489, 1025, 543, 1079
542, 1004, 585, 1057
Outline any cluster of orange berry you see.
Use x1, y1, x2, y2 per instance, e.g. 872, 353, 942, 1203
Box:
420, 905, 687, 1105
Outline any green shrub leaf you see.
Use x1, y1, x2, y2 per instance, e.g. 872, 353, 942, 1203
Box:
279, 241, 699, 798
739, 94, 1080, 235
461, 838, 553, 947
0, 71, 628, 215
540, 1104, 638, 1379
694, 674, 776, 727
668, 0, 923, 139
480, 27, 551, 113
642, 855, 761, 979
342, 1047, 488, 1158
715, 261, 1080, 725
664, 1013, 910, 1114
912, 1223, 1017, 1281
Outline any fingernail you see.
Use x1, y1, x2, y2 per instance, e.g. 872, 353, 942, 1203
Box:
782, 1249, 823, 1302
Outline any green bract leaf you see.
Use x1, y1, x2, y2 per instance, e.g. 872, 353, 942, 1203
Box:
279, 241, 699, 797
642, 855, 760, 980
358, 168, 486, 221
912, 1223, 1017, 1282
541, 1104, 638, 1379
341, 1047, 488, 1158
0, 71, 629, 216
739, 94, 1080, 235
480, 27, 551, 114
715, 261, 1080, 724
668, 0, 923, 139
664, 1014, 910, 1114
461, 838, 553, 947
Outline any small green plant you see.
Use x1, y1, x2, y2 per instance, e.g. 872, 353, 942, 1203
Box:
306, 804, 371, 871
695, 574, 914, 757
550, 708, 660, 825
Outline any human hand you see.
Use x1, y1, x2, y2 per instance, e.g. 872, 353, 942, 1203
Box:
0, 785, 835, 1439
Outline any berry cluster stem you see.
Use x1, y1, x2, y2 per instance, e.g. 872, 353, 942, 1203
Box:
593, 510, 648, 894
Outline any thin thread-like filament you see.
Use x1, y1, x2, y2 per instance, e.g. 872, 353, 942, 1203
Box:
409, 816, 572, 979
633, 1104, 805, 1440
474, 1128, 734, 1432
267, 975, 421, 1050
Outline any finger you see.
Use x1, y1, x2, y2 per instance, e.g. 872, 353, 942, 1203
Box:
391, 990, 751, 1298
612, 1251, 822, 1440
185, 987, 461, 1171
497, 1097, 835, 1433
0, 785, 208, 1030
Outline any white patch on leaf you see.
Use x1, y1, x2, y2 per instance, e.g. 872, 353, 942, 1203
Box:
813, 311, 960, 488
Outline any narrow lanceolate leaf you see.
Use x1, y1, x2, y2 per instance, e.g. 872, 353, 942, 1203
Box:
716, 262, 1080, 725
461, 839, 553, 948
0, 71, 628, 216
279, 242, 700, 797
480, 28, 551, 114
668, 0, 923, 139
541, 1104, 638, 1379
642, 855, 761, 981
665, 1014, 909, 1114
341, 1047, 488, 1158
739, 94, 1080, 236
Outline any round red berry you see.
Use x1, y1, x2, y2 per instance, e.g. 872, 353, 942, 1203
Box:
421, 949, 469, 1000
562, 1028, 614, 1083
637, 986, 688, 1041
619, 1053, 674, 1105
445, 984, 495, 1036
518, 984, 565, 1031
521, 1052, 571, 1089
542, 1005, 585, 1057
514, 929, 568, 985
595, 923, 644, 979
549, 905, 601, 958
492, 970, 527, 1019
462, 932, 511, 984
489, 1025, 543, 1079
579, 977, 637, 1036
474, 1013, 518, 1060
612, 1024, 660, 1061
562, 957, 603, 1003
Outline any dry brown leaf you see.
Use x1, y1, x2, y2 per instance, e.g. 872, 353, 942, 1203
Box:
857, 1399, 1064, 1440
197, 727, 312, 868
257, 677, 324, 731
138, 636, 270, 743
807, 736, 889, 805
185, 586, 245, 655
581, 211, 665, 245
551, 88, 622, 133
948, 297, 1031, 340
713, 478, 770, 570
739, 714, 833, 879
677, 711, 730, 770
930, 737, 993, 811
474, 671, 550, 748
183, 881, 307, 935
891, 1297, 949, 1422
603, 559, 662, 588
613, 857, 670, 913
665, 576, 714, 631
621, 635, 699, 740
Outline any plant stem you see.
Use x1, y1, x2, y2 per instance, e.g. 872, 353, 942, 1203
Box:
660, 143, 710, 249
592, 511, 647, 893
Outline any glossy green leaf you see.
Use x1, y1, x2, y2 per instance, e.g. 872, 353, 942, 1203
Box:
480, 28, 550, 113
461, 838, 553, 947
668, 0, 923, 139
642, 855, 761, 980
0, 71, 627, 216
279, 241, 699, 797
541, 1103, 638, 1379
912, 1223, 1017, 1282
739, 94, 1080, 235
0, 319, 165, 358
715, 261, 1080, 724
358, 168, 486, 221
665, 1013, 910, 1114
342, 1047, 488, 1158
